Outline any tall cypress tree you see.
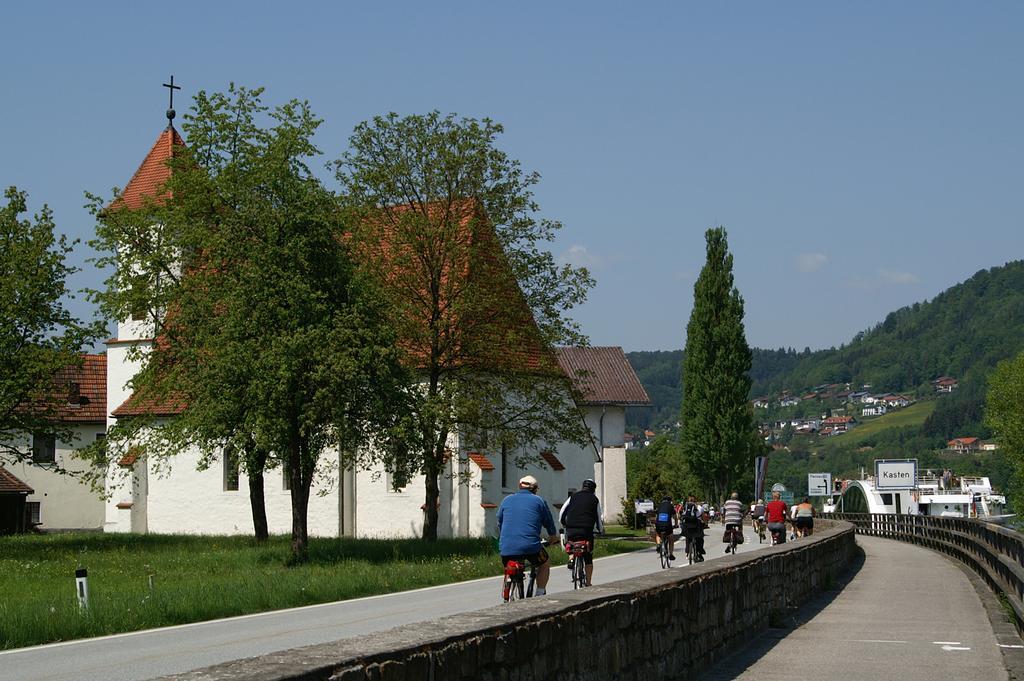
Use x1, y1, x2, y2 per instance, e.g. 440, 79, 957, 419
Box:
680, 227, 761, 503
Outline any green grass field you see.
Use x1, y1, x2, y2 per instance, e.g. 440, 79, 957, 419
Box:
0, 530, 645, 649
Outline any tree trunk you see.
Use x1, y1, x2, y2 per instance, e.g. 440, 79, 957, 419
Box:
422, 453, 441, 542
288, 427, 309, 562
246, 444, 269, 542
421, 430, 448, 542
248, 469, 269, 542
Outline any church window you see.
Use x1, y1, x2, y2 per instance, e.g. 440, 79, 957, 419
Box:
385, 470, 407, 494
223, 449, 240, 492
32, 433, 56, 464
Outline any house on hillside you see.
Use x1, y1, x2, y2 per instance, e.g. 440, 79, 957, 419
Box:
752, 397, 770, 409
779, 395, 800, 408
861, 404, 887, 417
948, 437, 980, 453
2, 355, 107, 532
101, 118, 649, 537
980, 441, 1000, 451
823, 415, 855, 434
884, 395, 912, 408
933, 377, 959, 393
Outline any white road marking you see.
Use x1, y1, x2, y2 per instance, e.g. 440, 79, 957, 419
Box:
999, 644, 1024, 649
933, 641, 962, 645
941, 645, 971, 651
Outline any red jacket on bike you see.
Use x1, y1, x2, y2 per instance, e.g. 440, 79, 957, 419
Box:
766, 500, 787, 524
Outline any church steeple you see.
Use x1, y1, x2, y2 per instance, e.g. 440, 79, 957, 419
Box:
111, 79, 186, 211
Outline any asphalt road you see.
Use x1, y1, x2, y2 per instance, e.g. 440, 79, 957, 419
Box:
2, 526, 766, 681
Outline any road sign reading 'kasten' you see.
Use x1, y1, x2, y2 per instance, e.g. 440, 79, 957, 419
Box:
875, 459, 917, 490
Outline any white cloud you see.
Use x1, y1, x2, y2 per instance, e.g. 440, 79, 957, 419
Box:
795, 252, 828, 273
558, 244, 603, 269
879, 269, 920, 285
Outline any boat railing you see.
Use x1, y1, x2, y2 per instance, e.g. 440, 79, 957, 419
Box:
825, 512, 1024, 635
916, 474, 989, 494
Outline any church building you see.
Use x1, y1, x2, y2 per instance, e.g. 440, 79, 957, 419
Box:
102, 111, 648, 539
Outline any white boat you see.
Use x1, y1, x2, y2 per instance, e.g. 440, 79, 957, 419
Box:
823, 472, 1013, 523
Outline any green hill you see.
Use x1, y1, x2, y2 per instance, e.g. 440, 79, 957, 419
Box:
626, 260, 1024, 432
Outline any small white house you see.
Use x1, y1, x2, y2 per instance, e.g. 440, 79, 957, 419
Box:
4, 355, 107, 531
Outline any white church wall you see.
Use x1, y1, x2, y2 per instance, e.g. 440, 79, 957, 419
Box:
353, 464, 426, 539
144, 446, 340, 536
598, 445, 628, 524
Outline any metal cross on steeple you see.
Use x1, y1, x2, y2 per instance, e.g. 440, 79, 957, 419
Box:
163, 75, 181, 128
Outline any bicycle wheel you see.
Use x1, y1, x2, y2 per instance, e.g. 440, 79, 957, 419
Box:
572, 554, 587, 588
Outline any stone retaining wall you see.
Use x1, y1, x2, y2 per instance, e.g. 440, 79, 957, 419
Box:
157, 521, 856, 681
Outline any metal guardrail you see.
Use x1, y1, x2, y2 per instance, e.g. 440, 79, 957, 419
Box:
826, 512, 1024, 630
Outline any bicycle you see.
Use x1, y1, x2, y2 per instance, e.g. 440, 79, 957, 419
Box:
566, 540, 590, 588
685, 531, 703, 565
656, 531, 673, 569
502, 557, 537, 602
725, 525, 739, 554
755, 518, 766, 544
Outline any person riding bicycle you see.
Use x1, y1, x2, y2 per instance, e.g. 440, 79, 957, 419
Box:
497, 475, 559, 596
559, 478, 604, 586
765, 490, 789, 544
680, 495, 705, 559
751, 498, 766, 536
653, 495, 678, 560
722, 491, 746, 554
795, 497, 815, 537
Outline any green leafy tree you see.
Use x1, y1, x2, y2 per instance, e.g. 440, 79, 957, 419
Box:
336, 112, 594, 541
679, 227, 763, 502
986, 351, 1024, 510
1, 187, 101, 468
88, 86, 409, 559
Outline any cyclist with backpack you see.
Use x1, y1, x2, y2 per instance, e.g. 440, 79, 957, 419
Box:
559, 479, 604, 586
497, 475, 559, 596
681, 495, 706, 560
653, 495, 678, 560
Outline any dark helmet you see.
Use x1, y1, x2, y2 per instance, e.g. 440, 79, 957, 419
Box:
582, 479, 597, 492
661, 495, 672, 502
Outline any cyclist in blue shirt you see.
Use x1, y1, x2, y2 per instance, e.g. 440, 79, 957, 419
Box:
497, 474, 559, 596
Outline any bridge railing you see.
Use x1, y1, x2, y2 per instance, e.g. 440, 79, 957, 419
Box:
826, 512, 1024, 630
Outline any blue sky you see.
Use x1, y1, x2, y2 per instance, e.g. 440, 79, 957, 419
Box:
3, 2, 1022, 352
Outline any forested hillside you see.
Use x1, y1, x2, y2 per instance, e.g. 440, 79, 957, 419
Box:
626, 260, 1024, 432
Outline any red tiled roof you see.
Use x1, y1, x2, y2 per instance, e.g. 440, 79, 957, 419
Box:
554, 347, 650, 406
351, 200, 558, 376
18, 354, 107, 424
540, 450, 565, 471
0, 468, 33, 494
949, 437, 979, 446
111, 126, 185, 211
467, 452, 494, 471
112, 391, 187, 419
53, 355, 106, 423
118, 447, 142, 467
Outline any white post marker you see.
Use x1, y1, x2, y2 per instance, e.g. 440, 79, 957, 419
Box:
76, 568, 89, 610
